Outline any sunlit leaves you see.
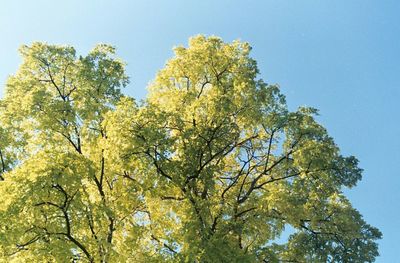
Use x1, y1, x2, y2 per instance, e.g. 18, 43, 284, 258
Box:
0, 36, 381, 262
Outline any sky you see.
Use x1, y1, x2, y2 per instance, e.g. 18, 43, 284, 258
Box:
1, 0, 399, 261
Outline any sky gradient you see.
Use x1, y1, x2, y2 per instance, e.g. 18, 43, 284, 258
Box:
1, 1, 399, 261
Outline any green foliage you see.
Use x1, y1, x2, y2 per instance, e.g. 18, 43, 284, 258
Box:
0, 36, 381, 262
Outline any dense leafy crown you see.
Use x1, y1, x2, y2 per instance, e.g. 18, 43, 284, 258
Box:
0, 36, 381, 262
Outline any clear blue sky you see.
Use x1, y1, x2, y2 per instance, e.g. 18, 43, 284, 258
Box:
1, 1, 399, 261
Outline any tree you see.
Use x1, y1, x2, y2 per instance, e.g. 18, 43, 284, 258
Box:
0, 36, 381, 262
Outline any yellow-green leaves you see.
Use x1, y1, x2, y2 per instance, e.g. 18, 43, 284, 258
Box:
140, 36, 380, 262
0, 36, 381, 262
0, 42, 137, 262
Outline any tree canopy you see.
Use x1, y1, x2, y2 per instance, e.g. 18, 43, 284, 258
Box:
0, 36, 381, 262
